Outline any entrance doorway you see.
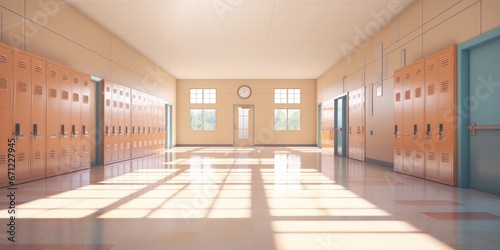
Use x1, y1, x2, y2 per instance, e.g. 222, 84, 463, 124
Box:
233, 105, 254, 147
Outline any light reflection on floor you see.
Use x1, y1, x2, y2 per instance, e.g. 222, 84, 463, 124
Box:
0, 147, 499, 249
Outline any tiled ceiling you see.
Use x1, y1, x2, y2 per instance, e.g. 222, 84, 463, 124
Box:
69, 0, 417, 79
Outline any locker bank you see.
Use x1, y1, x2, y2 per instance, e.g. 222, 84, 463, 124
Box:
1, 0, 500, 249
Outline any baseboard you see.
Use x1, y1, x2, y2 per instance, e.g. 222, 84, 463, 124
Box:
255, 144, 318, 147
366, 158, 394, 168
175, 144, 233, 147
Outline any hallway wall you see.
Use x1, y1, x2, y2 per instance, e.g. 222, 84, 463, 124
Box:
317, 0, 500, 164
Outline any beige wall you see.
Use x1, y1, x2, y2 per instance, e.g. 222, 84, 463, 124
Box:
0, 0, 177, 145
317, 0, 500, 163
177, 80, 317, 146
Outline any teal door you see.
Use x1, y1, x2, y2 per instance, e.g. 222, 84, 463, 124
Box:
469, 36, 500, 195
334, 96, 347, 156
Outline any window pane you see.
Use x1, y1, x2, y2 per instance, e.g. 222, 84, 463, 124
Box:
203, 109, 216, 130
288, 109, 301, 130
274, 109, 287, 130
190, 109, 203, 130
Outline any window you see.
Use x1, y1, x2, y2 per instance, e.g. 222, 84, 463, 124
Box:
274, 89, 301, 104
190, 89, 216, 104
190, 109, 216, 131
275, 109, 301, 131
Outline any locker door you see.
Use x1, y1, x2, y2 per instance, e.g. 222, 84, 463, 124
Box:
13, 51, 32, 182
46, 63, 61, 177
394, 70, 404, 172
348, 91, 356, 159
59, 67, 72, 172
30, 56, 47, 180
0, 45, 12, 187
137, 94, 143, 157
80, 73, 91, 168
424, 56, 440, 180
131, 91, 137, 158
412, 61, 425, 177
359, 87, 365, 161
103, 82, 113, 164
402, 67, 414, 174
112, 85, 119, 162
124, 88, 131, 160
70, 71, 82, 170
118, 86, 125, 161
437, 48, 456, 185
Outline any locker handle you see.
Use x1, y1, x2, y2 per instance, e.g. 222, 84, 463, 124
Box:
132, 126, 136, 134
119, 126, 122, 135
112, 126, 117, 136
14, 123, 24, 139
82, 125, 89, 137
143, 127, 146, 134
412, 124, 418, 138
125, 126, 129, 135
72, 125, 79, 138
106, 125, 110, 136
61, 125, 67, 138
356, 126, 361, 134
33, 124, 42, 139
349, 126, 352, 134
425, 124, 431, 139
394, 125, 398, 138
438, 123, 444, 139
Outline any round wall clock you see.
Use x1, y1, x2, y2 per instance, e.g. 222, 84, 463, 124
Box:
237, 85, 252, 99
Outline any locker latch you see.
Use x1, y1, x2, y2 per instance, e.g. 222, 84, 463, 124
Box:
126, 126, 129, 135
132, 126, 136, 134
112, 126, 117, 136
425, 124, 431, 139
14, 123, 22, 139
119, 126, 122, 135
394, 125, 399, 138
33, 124, 40, 139
412, 124, 418, 138
106, 125, 110, 136
61, 125, 67, 138
438, 124, 444, 139
82, 125, 88, 137
72, 125, 79, 138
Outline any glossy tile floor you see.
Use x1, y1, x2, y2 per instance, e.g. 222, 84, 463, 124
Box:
1, 147, 500, 249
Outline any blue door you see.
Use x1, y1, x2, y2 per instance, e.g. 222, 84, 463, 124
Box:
469, 36, 500, 195
334, 96, 347, 156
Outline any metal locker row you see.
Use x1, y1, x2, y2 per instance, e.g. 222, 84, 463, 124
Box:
393, 45, 457, 186
102, 82, 166, 165
46, 61, 91, 177
0, 42, 91, 188
348, 87, 365, 161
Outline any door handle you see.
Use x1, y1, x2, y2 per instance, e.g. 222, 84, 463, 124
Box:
468, 122, 500, 136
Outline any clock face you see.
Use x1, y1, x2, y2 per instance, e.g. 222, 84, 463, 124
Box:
238, 85, 251, 99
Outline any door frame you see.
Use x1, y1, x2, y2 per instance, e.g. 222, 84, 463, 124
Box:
166, 103, 173, 149
457, 27, 500, 188
232, 104, 255, 147
334, 94, 348, 157
318, 103, 322, 148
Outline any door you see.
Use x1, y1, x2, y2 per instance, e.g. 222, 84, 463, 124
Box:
233, 106, 254, 147
334, 96, 347, 156
469, 36, 500, 195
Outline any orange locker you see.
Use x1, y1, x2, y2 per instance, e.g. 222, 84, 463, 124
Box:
124, 88, 131, 160
80, 73, 91, 168
394, 70, 404, 172
131, 90, 138, 158
348, 87, 365, 161
402, 66, 414, 174
112, 84, 120, 162
30, 56, 47, 180
348, 91, 356, 159
12, 51, 32, 183
103, 81, 113, 164
118, 86, 125, 161
359, 88, 365, 161
412, 60, 425, 177
424, 55, 440, 180
137, 93, 144, 157
59, 65, 72, 173
46, 62, 61, 177
70, 71, 82, 170
0, 44, 13, 187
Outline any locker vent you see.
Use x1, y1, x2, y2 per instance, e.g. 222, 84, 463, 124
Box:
119, 102, 124, 109
441, 81, 450, 93
17, 82, 27, 93
126, 92, 130, 97
415, 68, 422, 76
83, 95, 89, 104
415, 87, 422, 98
149, 140, 152, 146
106, 86, 110, 92
139, 141, 142, 147
18, 153, 27, 162
50, 150, 57, 158
405, 90, 411, 100
0, 78, 8, 90
405, 73, 411, 80
106, 145, 111, 151
34, 85, 43, 96
113, 144, 118, 151
73, 93, 79, 102
18, 60, 27, 69
35, 151, 43, 160
50, 71, 57, 78
416, 151, 423, 159
428, 152, 436, 161
83, 146, 89, 154
405, 150, 411, 157
428, 64, 435, 72
126, 142, 130, 149
50, 88, 57, 98
0, 154, 7, 165
106, 99, 110, 106
120, 144, 124, 150
0, 55, 7, 64
63, 74, 69, 81
62, 91, 69, 100
120, 91, 123, 96
74, 78, 79, 84
61, 149, 68, 157
84, 81, 89, 87
35, 65, 43, 73
113, 88, 118, 94
133, 142, 137, 148
113, 101, 117, 108
441, 153, 450, 163
73, 148, 79, 155
126, 104, 130, 110
441, 59, 449, 68
428, 84, 435, 96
